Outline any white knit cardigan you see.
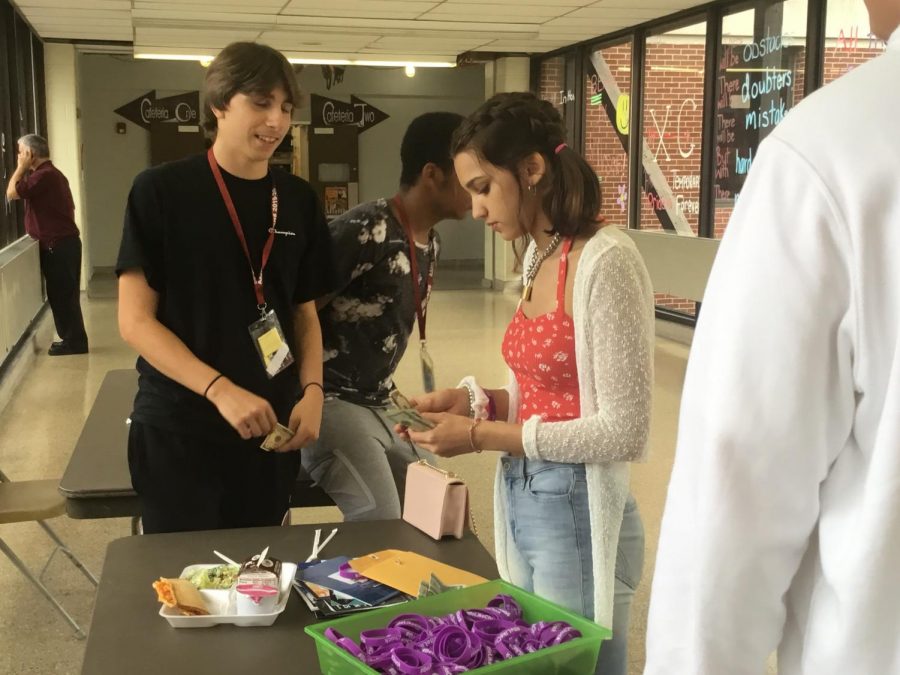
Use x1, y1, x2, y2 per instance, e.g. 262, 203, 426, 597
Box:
493, 225, 655, 628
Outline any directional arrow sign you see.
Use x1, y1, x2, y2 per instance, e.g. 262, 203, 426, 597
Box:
114, 90, 201, 130
311, 94, 389, 133
114, 90, 156, 130
155, 91, 201, 125
350, 95, 389, 133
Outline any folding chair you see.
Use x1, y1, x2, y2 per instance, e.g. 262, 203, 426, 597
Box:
0, 468, 98, 639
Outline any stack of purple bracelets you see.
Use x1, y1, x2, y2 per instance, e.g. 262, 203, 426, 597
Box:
323, 594, 582, 674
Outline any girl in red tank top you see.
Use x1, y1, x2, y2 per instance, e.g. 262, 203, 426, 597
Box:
400, 93, 653, 675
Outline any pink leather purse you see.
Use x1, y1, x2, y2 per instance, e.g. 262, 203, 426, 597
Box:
403, 460, 469, 540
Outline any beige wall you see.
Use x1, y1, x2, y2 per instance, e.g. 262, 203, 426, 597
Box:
0, 239, 43, 366
44, 43, 88, 289
77, 55, 487, 271
483, 56, 530, 290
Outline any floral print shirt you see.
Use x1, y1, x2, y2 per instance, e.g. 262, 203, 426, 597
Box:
319, 198, 438, 406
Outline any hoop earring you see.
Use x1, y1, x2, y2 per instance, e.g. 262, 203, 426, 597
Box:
527, 183, 536, 195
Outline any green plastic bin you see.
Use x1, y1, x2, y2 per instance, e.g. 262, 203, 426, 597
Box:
304, 579, 611, 674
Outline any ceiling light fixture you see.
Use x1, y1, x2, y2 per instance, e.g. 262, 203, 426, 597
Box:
328, 59, 454, 68
135, 53, 214, 61
135, 54, 455, 68
404, 65, 416, 77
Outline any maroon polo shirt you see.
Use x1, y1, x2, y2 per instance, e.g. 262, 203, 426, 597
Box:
15, 160, 80, 249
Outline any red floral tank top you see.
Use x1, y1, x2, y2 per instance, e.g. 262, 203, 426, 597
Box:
502, 238, 580, 423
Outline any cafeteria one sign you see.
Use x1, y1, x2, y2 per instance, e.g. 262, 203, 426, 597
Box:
114, 90, 200, 131
311, 94, 389, 133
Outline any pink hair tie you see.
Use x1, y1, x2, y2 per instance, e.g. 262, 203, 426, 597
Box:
554, 143, 567, 154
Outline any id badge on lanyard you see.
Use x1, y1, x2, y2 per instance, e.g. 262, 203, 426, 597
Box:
392, 195, 436, 393
419, 340, 435, 394
249, 310, 295, 378
208, 149, 294, 379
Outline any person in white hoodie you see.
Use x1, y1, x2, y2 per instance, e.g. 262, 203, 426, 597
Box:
644, 3, 900, 674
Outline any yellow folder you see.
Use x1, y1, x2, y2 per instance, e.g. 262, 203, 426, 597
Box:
348, 549, 487, 596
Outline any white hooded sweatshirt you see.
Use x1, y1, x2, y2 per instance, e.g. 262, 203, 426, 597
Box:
645, 27, 900, 675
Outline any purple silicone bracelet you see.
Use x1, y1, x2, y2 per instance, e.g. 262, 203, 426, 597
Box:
336, 637, 364, 660
433, 624, 478, 664
338, 562, 362, 581
472, 618, 514, 643
360, 627, 404, 654
390, 646, 433, 674
326, 593, 580, 673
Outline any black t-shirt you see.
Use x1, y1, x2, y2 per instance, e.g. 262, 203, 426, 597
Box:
116, 153, 336, 441
319, 198, 438, 406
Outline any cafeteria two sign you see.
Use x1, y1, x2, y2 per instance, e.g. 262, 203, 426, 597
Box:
114, 90, 200, 130
311, 94, 389, 133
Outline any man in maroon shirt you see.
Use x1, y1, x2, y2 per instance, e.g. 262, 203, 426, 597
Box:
6, 134, 88, 355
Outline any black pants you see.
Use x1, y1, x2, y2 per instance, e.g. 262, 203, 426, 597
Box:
39, 237, 88, 348
128, 421, 301, 534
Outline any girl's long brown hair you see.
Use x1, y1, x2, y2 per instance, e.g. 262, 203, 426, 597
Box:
451, 91, 602, 239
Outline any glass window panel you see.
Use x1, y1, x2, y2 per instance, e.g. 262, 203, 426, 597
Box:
538, 56, 566, 115
823, 0, 889, 85
713, 1, 808, 238
538, 54, 577, 146
640, 20, 708, 317
584, 40, 632, 227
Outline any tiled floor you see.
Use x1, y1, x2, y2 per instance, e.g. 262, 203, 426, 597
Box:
0, 287, 692, 674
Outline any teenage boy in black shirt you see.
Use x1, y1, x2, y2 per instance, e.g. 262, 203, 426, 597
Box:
116, 42, 334, 533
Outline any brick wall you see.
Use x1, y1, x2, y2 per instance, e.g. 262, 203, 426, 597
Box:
824, 45, 887, 84
539, 57, 566, 118
584, 43, 631, 229
639, 43, 706, 238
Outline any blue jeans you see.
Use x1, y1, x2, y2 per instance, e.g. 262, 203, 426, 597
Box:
500, 456, 645, 675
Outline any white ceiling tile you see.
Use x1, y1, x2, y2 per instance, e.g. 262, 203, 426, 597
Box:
542, 16, 656, 28
16, 0, 130, 8
423, 4, 570, 19
32, 17, 133, 28
257, 30, 378, 50
418, 12, 544, 24
279, 49, 459, 63
133, 2, 280, 12
135, 26, 262, 48
587, 0, 690, 6
135, 0, 284, 5
280, 8, 431, 20
16, 0, 711, 56
349, 51, 460, 62
283, 0, 439, 14
443, 0, 595, 5
563, 7, 671, 20
20, 8, 130, 20
41, 29, 133, 39
275, 15, 537, 33
367, 36, 489, 50
132, 9, 275, 25
476, 41, 569, 52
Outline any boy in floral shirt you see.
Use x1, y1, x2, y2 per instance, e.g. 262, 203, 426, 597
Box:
308, 112, 471, 521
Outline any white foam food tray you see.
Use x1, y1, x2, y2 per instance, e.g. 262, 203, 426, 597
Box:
159, 562, 297, 628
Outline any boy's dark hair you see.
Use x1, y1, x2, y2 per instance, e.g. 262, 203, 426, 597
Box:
202, 42, 300, 137
451, 92, 601, 239
399, 112, 465, 189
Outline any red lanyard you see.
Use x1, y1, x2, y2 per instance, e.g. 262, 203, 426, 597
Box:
391, 195, 434, 342
207, 148, 277, 311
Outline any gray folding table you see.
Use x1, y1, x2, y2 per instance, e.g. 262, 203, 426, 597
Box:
81, 521, 499, 674
59, 369, 333, 526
